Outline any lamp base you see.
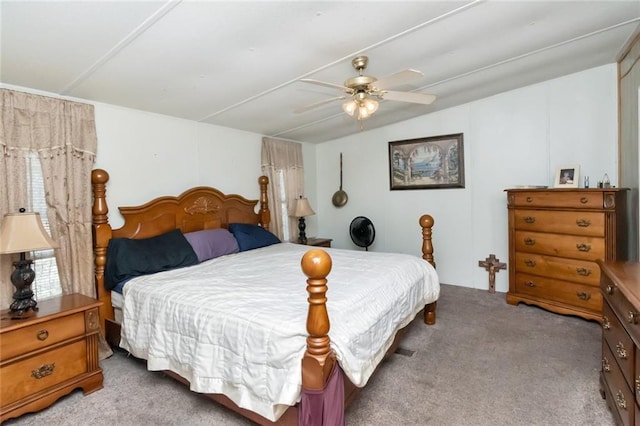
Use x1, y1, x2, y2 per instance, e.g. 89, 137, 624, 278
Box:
298, 217, 308, 245
9, 257, 38, 318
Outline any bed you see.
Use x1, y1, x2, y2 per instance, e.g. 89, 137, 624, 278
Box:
91, 168, 440, 425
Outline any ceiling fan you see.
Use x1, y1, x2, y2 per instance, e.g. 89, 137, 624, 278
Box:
295, 56, 436, 121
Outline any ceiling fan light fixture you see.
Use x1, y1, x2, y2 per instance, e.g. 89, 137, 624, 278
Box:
342, 99, 358, 116
362, 97, 378, 114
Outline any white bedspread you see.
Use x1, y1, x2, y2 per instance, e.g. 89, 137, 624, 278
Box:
120, 242, 439, 421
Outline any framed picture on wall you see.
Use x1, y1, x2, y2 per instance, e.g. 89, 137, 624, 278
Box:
389, 133, 464, 190
554, 165, 580, 188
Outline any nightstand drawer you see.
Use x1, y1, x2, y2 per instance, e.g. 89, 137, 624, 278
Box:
513, 210, 604, 236
0, 339, 87, 406
0, 312, 85, 360
304, 238, 332, 248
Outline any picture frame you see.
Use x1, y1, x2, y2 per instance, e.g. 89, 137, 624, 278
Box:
389, 133, 464, 190
554, 165, 580, 188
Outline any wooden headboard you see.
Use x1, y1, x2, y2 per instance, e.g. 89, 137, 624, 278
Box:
91, 169, 271, 332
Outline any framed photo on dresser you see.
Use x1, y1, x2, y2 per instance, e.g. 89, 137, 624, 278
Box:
554, 165, 580, 188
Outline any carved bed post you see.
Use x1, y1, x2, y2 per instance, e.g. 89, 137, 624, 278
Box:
258, 176, 271, 230
91, 169, 113, 333
419, 214, 435, 268
419, 214, 437, 325
300, 249, 335, 390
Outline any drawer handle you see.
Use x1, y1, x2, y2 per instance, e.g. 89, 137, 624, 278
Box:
525, 281, 536, 287
524, 259, 536, 267
576, 219, 591, 227
602, 357, 611, 372
580, 197, 589, 204
628, 311, 638, 324
616, 342, 628, 359
524, 238, 536, 246
615, 391, 627, 410
526, 197, 533, 203
31, 363, 55, 379
603, 316, 611, 330
576, 243, 591, 252
576, 268, 591, 276
37, 330, 49, 341
577, 292, 591, 301
523, 216, 535, 223
606, 285, 614, 295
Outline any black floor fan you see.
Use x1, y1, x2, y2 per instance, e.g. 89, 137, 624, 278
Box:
349, 216, 375, 251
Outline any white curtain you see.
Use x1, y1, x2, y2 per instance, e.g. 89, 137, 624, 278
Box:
261, 137, 304, 241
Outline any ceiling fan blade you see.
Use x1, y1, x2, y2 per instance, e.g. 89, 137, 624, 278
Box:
294, 96, 347, 113
300, 78, 351, 92
373, 69, 423, 90
381, 90, 436, 105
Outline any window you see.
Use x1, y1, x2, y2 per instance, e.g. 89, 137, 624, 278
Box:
26, 152, 62, 300
278, 170, 290, 241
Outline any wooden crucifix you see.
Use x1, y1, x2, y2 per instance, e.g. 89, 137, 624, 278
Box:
478, 254, 506, 293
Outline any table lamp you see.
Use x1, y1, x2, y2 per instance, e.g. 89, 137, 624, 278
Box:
294, 196, 315, 245
0, 209, 58, 317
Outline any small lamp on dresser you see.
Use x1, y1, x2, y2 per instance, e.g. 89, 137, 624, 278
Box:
294, 196, 315, 245
0, 209, 58, 318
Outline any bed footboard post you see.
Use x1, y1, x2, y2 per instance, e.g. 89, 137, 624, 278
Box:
419, 215, 435, 268
300, 249, 335, 390
91, 169, 114, 333
419, 215, 437, 325
258, 176, 271, 230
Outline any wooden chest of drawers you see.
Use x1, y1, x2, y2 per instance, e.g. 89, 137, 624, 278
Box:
0, 293, 104, 422
598, 261, 640, 425
506, 188, 627, 322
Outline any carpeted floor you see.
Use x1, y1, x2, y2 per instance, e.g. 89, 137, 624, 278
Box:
3, 284, 614, 425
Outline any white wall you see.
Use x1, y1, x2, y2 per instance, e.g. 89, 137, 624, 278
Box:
315, 64, 619, 293
92, 103, 318, 234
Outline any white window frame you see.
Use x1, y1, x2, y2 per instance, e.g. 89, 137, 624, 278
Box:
26, 152, 62, 300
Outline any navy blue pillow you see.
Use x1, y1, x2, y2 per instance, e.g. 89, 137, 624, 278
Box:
228, 223, 280, 252
104, 229, 198, 290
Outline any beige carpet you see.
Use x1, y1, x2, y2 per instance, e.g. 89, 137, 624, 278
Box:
3, 284, 613, 425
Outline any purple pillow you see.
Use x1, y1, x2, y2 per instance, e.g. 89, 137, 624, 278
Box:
183, 228, 239, 263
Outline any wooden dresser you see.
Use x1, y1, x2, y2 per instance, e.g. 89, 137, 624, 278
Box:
599, 261, 640, 426
505, 188, 627, 322
0, 293, 104, 422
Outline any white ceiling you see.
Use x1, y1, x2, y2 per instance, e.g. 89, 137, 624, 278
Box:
2, 1, 639, 144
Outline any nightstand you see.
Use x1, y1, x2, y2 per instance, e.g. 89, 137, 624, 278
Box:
0, 293, 104, 422
304, 238, 332, 248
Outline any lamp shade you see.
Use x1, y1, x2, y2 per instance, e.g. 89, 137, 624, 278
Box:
294, 197, 315, 218
0, 212, 58, 254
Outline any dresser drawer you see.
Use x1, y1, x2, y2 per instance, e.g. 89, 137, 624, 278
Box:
515, 273, 602, 312
514, 253, 600, 286
603, 302, 636, 390
0, 339, 87, 406
510, 191, 604, 209
513, 210, 604, 236
602, 278, 640, 346
602, 339, 635, 426
0, 312, 85, 361
514, 231, 605, 261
